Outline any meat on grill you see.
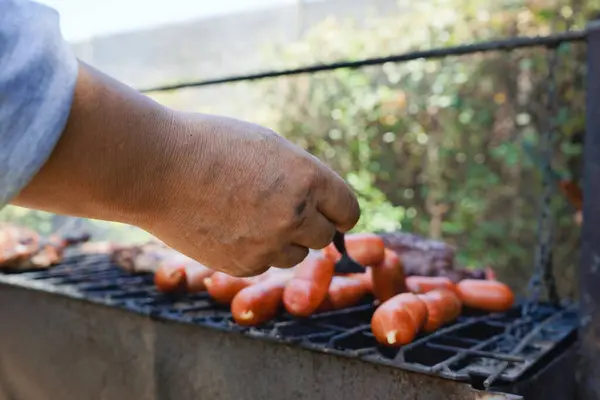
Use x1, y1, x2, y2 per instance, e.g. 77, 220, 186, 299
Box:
377, 231, 490, 282
0, 223, 89, 269
111, 241, 215, 292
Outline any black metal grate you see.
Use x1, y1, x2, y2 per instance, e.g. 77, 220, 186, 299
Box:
0, 253, 578, 390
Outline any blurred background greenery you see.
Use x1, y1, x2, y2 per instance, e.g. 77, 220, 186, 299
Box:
2, 0, 596, 298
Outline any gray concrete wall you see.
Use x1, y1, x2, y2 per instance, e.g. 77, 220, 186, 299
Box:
72, 0, 402, 120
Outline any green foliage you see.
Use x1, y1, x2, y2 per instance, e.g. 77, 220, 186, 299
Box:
2, 0, 594, 297
260, 0, 590, 295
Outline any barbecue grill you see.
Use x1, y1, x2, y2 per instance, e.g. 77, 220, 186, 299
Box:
1, 19, 599, 400
0, 254, 579, 399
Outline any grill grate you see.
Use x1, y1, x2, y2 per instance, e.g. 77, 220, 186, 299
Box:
0, 253, 578, 389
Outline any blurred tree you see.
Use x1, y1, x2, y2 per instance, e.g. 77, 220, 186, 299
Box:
2, 0, 597, 298
258, 0, 596, 297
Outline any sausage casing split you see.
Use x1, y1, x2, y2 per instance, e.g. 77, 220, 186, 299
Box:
371, 292, 428, 347
154, 260, 214, 294
231, 273, 292, 326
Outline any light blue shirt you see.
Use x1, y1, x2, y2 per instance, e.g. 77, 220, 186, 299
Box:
0, 0, 77, 207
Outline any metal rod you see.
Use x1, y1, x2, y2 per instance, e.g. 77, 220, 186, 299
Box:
425, 343, 527, 363
579, 19, 600, 400
326, 324, 371, 347
483, 307, 569, 388
393, 315, 492, 363
139, 30, 586, 93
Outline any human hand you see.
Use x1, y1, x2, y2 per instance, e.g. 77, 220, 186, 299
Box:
11, 64, 359, 277
138, 112, 360, 276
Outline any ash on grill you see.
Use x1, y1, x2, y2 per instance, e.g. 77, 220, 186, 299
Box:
2, 252, 577, 392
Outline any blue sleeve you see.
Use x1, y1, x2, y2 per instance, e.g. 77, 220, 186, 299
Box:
0, 0, 78, 207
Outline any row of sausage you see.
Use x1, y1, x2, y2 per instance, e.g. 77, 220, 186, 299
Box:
146, 233, 514, 347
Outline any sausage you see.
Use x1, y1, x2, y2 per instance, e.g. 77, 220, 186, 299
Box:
153, 261, 214, 294
283, 253, 335, 317
185, 264, 215, 292
231, 272, 292, 326
154, 264, 187, 293
406, 276, 456, 294
371, 249, 406, 303
417, 289, 462, 332
456, 279, 514, 312
318, 276, 370, 312
323, 233, 385, 266
204, 272, 255, 304
342, 269, 373, 292
371, 292, 428, 347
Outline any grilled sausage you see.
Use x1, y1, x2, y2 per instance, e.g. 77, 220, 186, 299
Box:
185, 264, 215, 292
456, 279, 514, 312
283, 253, 335, 317
318, 276, 370, 312
342, 269, 373, 291
371, 292, 428, 347
204, 272, 255, 304
231, 272, 292, 326
406, 276, 456, 294
154, 264, 187, 293
417, 289, 462, 332
371, 249, 406, 303
323, 233, 386, 266
154, 261, 214, 294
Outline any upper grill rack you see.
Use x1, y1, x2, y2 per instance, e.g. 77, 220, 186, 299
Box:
0, 253, 578, 390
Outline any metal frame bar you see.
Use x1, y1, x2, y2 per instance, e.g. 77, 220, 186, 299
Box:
139, 31, 586, 93
579, 20, 600, 400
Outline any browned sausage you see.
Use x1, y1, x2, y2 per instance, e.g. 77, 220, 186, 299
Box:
406, 276, 456, 294
185, 264, 215, 292
204, 272, 254, 304
371, 249, 406, 303
154, 264, 187, 293
323, 233, 386, 266
231, 272, 292, 326
283, 253, 335, 317
371, 292, 428, 347
154, 262, 214, 294
417, 289, 462, 332
456, 279, 514, 312
318, 276, 370, 312
342, 269, 373, 292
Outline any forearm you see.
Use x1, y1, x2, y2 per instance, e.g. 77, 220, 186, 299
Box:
12, 63, 178, 225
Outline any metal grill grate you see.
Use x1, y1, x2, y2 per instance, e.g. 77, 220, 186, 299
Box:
0, 253, 578, 389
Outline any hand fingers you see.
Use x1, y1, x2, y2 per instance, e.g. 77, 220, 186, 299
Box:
293, 210, 336, 250
269, 244, 309, 269
313, 165, 361, 232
